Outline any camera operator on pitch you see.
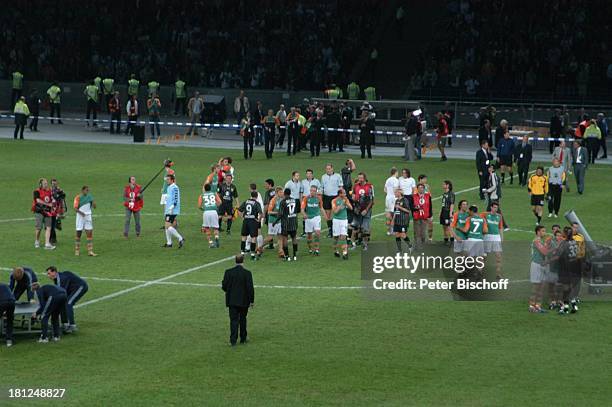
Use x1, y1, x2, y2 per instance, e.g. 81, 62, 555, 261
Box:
50, 178, 67, 246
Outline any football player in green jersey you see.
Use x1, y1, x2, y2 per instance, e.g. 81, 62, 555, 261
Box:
483, 201, 504, 279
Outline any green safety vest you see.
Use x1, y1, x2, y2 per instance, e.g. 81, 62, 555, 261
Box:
47, 85, 61, 103
85, 85, 99, 101
94, 77, 102, 89
14, 100, 30, 115
332, 197, 348, 220
128, 79, 140, 96
466, 216, 485, 239
364, 87, 376, 101
201, 192, 217, 211
304, 196, 321, 218
327, 89, 339, 99
12, 72, 23, 89
485, 212, 502, 235
103, 78, 114, 94
175, 80, 186, 98
148, 81, 160, 95
347, 82, 360, 100
335, 86, 343, 99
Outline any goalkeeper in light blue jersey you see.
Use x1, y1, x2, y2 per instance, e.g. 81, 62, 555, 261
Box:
162, 174, 184, 248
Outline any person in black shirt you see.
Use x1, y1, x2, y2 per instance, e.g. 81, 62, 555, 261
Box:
0, 283, 15, 347
222, 255, 254, 346
238, 192, 263, 260
476, 140, 493, 199
359, 110, 375, 159
478, 119, 493, 147
339, 103, 352, 149
217, 175, 239, 234
326, 104, 341, 152
440, 180, 455, 245
28, 89, 41, 132
549, 109, 563, 153
514, 135, 533, 187
252, 101, 264, 146
444, 102, 454, 147
392, 188, 411, 252
274, 188, 299, 261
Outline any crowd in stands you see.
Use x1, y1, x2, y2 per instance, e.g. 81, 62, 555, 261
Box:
410, 0, 611, 99
0, 0, 380, 91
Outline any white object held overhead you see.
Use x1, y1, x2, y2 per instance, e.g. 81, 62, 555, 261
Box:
412, 109, 422, 117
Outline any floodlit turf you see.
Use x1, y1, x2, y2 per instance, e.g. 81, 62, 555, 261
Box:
0, 139, 611, 406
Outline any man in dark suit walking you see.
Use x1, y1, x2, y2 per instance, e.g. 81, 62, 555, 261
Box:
515, 135, 533, 187
222, 255, 255, 346
476, 140, 493, 200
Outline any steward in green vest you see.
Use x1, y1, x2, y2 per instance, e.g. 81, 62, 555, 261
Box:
94, 76, 102, 98
148, 81, 160, 96
174, 78, 187, 116
11, 71, 24, 106
102, 78, 115, 113
46, 83, 63, 124
326, 86, 340, 99
84, 81, 100, 127
128, 74, 140, 97
364, 86, 376, 101
347, 82, 360, 100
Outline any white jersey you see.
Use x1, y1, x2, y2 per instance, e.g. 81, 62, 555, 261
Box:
384, 176, 400, 198
398, 177, 416, 196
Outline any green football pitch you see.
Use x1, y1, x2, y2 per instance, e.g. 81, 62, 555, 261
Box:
1, 139, 611, 406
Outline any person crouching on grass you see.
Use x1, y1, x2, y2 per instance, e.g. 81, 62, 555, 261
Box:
529, 225, 551, 313
74, 186, 97, 257
332, 188, 352, 260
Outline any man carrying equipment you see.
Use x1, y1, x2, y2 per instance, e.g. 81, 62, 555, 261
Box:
217, 174, 239, 235
440, 180, 455, 246
123, 176, 143, 238
483, 201, 504, 279
74, 186, 97, 257
352, 172, 374, 251
163, 174, 185, 248
239, 192, 264, 260
274, 188, 300, 261
32, 283, 67, 343
332, 188, 353, 260
528, 166, 548, 225
0, 283, 15, 347
302, 186, 326, 256
46, 266, 88, 333
9, 267, 38, 302
393, 188, 412, 252
199, 183, 221, 248
451, 200, 469, 254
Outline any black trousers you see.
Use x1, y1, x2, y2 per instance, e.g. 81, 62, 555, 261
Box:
287, 126, 299, 155
126, 115, 138, 135
328, 129, 338, 151
50, 103, 62, 123
0, 301, 15, 341
277, 126, 286, 146
517, 162, 530, 186
310, 130, 321, 157
29, 113, 39, 130
174, 97, 186, 115
50, 216, 58, 244
548, 184, 563, 215
264, 126, 275, 158
110, 112, 121, 133
228, 306, 248, 344
86, 100, 98, 125
14, 114, 26, 139
586, 138, 599, 164
360, 134, 372, 158
243, 134, 254, 159
104, 94, 112, 114
40, 295, 67, 339
600, 136, 608, 158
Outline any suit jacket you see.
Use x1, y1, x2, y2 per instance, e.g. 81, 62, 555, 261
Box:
222, 265, 254, 307
514, 142, 532, 165
475, 148, 493, 173
573, 146, 588, 167
552, 146, 572, 171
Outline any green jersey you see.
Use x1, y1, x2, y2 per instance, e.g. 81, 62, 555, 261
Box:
148, 81, 159, 95
94, 77, 102, 89
332, 197, 348, 220
201, 192, 217, 211
453, 212, 469, 239
268, 197, 282, 223
303, 195, 321, 218
47, 85, 61, 103
484, 212, 502, 235
466, 216, 485, 240
103, 78, 114, 94
531, 238, 546, 265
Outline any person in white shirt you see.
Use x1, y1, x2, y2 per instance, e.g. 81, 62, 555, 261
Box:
384, 167, 400, 235
398, 168, 416, 199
